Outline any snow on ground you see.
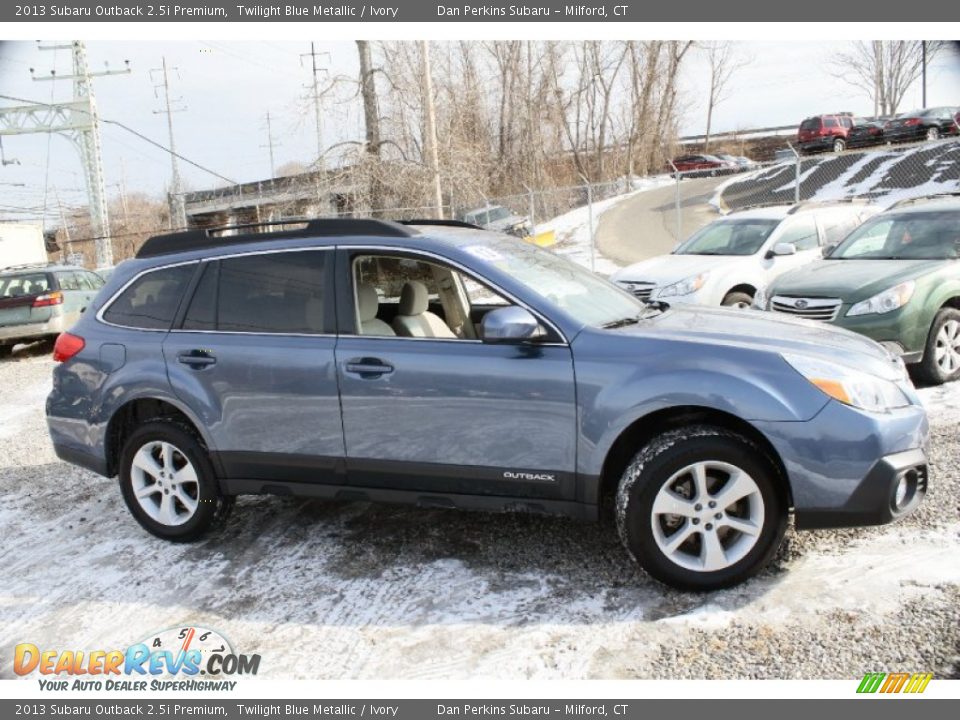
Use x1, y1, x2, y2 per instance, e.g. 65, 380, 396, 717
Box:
536, 175, 674, 275
2, 351, 959, 681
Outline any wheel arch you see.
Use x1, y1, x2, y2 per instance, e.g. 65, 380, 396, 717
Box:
597, 405, 792, 519
105, 396, 216, 478
723, 284, 756, 300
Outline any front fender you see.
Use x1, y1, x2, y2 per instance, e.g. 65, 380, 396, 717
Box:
573, 341, 829, 479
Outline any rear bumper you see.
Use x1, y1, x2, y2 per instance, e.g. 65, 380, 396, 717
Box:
755, 398, 929, 530
798, 136, 839, 152
52, 441, 110, 477
0, 315, 68, 344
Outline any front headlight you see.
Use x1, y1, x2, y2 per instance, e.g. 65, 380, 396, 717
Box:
847, 281, 915, 317
782, 353, 910, 413
657, 272, 708, 298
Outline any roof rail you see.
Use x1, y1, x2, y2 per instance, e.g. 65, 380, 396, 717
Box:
1, 261, 61, 272
887, 192, 960, 210
400, 219, 483, 230
135, 217, 417, 259
787, 197, 873, 214
729, 200, 794, 213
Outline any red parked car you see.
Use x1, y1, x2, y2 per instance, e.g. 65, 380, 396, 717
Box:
670, 154, 729, 177
797, 113, 854, 154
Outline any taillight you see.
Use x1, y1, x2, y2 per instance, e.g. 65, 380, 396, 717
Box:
53, 332, 85, 362
904, 118, 921, 126
32, 291, 63, 308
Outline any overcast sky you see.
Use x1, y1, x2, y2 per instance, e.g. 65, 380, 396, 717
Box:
1, 39, 958, 227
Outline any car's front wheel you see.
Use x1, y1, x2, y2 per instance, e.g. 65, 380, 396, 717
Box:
916, 308, 960, 385
832, 137, 846, 153
616, 426, 787, 591
119, 420, 232, 541
927, 126, 940, 141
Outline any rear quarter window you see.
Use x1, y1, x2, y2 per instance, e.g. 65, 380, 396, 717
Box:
102, 264, 195, 330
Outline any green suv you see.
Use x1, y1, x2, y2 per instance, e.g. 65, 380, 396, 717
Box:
757, 195, 960, 384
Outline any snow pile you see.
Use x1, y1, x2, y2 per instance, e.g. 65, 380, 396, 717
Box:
537, 175, 674, 275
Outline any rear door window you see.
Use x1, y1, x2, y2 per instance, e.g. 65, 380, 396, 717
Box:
102, 264, 195, 330
57, 272, 81, 291
181, 251, 330, 334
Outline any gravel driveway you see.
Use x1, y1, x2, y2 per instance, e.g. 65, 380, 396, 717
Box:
1, 346, 958, 680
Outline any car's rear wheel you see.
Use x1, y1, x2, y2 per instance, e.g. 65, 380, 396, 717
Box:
119, 420, 232, 541
721, 291, 754, 309
832, 138, 846, 153
927, 126, 940, 141
916, 308, 960, 385
616, 426, 787, 591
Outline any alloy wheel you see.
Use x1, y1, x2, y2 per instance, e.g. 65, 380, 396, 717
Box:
129, 440, 200, 527
650, 461, 765, 572
935, 319, 960, 374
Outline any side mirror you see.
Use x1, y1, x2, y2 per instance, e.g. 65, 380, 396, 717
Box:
770, 242, 797, 257
480, 306, 544, 343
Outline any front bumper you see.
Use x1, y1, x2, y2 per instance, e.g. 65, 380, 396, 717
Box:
755, 398, 929, 530
0, 315, 68, 345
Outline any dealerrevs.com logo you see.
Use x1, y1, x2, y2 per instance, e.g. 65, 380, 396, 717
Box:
14, 626, 260, 692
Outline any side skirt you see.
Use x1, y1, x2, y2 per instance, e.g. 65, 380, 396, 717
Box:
219, 477, 598, 522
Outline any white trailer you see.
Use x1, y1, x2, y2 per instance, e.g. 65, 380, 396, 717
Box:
0, 223, 49, 270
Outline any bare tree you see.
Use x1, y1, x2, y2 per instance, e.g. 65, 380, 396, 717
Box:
832, 41, 941, 117
702, 42, 747, 152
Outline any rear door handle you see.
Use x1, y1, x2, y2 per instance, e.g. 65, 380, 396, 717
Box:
344, 357, 394, 378
178, 351, 217, 369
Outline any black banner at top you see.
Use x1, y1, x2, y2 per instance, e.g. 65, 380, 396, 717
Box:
5, 0, 957, 22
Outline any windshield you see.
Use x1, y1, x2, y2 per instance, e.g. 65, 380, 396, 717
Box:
674, 218, 779, 256
461, 241, 645, 328
0, 272, 50, 298
830, 211, 960, 260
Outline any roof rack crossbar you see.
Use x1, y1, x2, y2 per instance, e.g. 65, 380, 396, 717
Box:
135, 217, 417, 259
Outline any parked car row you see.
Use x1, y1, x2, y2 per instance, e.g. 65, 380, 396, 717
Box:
612, 193, 960, 385
797, 107, 959, 154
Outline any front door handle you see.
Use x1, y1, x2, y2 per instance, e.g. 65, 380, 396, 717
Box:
178, 351, 217, 369
344, 357, 394, 378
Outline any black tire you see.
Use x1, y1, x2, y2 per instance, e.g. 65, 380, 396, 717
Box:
616, 426, 787, 591
832, 137, 846, 153
0, 345, 11, 359
721, 291, 754, 309
914, 308, 960, 386
118, 420, 233, 542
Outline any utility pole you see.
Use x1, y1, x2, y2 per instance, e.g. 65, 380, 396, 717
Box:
419, 41, 443, 220
300, 43, 330, 172
6, 41, 130, 268
921, 41, 927, 109
151, 57, 186, 230
260, 111, 280, 178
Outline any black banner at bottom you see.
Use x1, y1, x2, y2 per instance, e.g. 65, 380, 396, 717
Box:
1, 699, 957, 719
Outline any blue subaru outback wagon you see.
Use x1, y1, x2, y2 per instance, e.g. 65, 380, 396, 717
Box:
46, 219, 929, 590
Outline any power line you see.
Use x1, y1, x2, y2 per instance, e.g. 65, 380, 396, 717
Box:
0, 92, 237, 185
